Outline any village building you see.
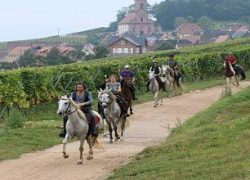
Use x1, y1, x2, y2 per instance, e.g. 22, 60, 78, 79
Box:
109, 35, 147, 55
118, 0, 160, 36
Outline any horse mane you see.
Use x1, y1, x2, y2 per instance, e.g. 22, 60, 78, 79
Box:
68, 97, 87, 121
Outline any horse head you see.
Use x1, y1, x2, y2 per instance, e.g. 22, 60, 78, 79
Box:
162, 65, 172, 76
98, 89, 114, 108
57, 96, 70, 115
149, 70, 155, 81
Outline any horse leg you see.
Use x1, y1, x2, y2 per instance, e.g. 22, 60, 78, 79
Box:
87, 136, 94, 160
121, 115, 126, 137
113, 118, 120, 140
62, 134, 70, 159
106, 120, 113, 143
130, 105, 133, 115
77, 139, 84, 165
154, 91, 159, 107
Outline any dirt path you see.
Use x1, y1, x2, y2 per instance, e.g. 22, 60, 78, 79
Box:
0, 82, 249, 180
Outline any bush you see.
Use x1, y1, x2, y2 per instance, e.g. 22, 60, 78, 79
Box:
6, 109, 26, 129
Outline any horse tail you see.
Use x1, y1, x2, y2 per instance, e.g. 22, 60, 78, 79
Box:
94, 138, 105, 150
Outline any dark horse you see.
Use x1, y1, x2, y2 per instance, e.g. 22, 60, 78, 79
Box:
120, 79, 133, 116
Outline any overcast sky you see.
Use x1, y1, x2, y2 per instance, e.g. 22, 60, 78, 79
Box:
0, 0, 162, 42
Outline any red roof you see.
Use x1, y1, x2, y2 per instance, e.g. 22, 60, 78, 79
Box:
214, 35, 231, 43
119, 12, 137, 24
8, 47, 30, 57
176, 23, 202, 35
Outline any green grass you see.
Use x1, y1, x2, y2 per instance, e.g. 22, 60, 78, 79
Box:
0, 75, 248, 162
109, 86, 250, 180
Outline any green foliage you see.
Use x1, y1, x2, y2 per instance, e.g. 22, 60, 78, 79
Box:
153, 0, 250, 30
0, 38, 250, 108
6, 109, 26, 129
109, 87, 250, 180
18, 49, 37, 67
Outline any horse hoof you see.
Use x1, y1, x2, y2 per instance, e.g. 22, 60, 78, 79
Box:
63, 153, 69, 159
77, 161, 83, 165
130, 112, 133, 115
87, 156, 93, 160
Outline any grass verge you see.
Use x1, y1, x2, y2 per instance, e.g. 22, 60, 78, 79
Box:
0, 75, 248, 162
109, 86, 250, 180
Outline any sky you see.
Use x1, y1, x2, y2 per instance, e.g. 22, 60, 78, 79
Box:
0, 0, 162, 42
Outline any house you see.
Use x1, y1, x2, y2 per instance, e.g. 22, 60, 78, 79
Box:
35, 46, 53, 57
176, 23, 203, 38
175, 23, 203, 45
3, 46, 31, 63
82, 43, 95, 55
118, 0, 160, 36
214, 35, 231, 43
59, 47, 76, 55
109, 35, 148, 55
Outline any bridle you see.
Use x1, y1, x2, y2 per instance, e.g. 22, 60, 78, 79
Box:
61, 98, 77, 116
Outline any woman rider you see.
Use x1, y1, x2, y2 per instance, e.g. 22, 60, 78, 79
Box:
59, 82, 97, 138
106, 75, 127, 114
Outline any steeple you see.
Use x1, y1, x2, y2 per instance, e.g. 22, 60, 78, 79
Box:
134, 0, 148, 11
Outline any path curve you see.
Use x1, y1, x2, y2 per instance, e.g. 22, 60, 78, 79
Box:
0, 82, 249, 180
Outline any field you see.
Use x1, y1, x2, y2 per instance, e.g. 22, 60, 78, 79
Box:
109, 85, 250, 180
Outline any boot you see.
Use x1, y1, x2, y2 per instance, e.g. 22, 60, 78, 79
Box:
59, 116, 68, 138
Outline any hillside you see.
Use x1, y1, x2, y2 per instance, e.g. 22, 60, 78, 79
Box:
153, 0, 250, 30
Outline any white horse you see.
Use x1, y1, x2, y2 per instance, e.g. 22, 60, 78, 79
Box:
148, 71, 168, 107
57, 96, 103, 165
162, 65, 183, 96
98, 89, 126, 143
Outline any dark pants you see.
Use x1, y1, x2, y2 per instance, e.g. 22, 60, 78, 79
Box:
81, 107, 97, 137
116, 95, 128, 115
128, 84, 136, 99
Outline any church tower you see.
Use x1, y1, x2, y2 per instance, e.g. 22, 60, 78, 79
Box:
118, 0, 156, 36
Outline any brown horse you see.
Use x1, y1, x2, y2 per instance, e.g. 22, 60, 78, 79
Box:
120, 79, 133, 116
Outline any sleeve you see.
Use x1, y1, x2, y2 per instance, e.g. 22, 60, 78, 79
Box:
131, 71, 135, 77
158, 67, 162, 75
86, 92, 93, 105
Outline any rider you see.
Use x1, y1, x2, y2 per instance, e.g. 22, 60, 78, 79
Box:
225, 52, 237, 75
59, 82, 97, 138
146, 60, 166, 92
106, 75, 128, 114
99, 75, 110, 90
120, 65, 138, 100
167, 54, 181, 87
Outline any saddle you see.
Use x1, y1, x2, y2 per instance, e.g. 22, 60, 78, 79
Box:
77, 109, 101, 125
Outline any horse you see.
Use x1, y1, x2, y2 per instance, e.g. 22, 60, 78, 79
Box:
120, 79, 133, 116
223, 61, 239, 95
162, 65, 183, 96
148, 70, 167, 107
57, 96, 103, 165
98, 89, 127, 143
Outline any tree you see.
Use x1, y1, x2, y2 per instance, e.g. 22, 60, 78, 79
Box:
175, 17, 189, 27
18, 49, 37, 67
95, 46, 109, 59
45, 47, 72, 65
154, 40, 176, 51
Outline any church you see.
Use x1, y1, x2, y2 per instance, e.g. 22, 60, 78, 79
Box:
118, 0, 160, 36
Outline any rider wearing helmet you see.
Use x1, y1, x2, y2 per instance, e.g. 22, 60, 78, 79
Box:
167, 54, 181, 87
120, 64, 138, 100
146, 60, 166, 92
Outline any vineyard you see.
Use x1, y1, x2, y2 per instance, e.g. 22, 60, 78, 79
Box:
1, 38, 250, 110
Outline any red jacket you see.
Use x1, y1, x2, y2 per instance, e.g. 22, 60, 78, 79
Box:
225, 54, 237, 64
